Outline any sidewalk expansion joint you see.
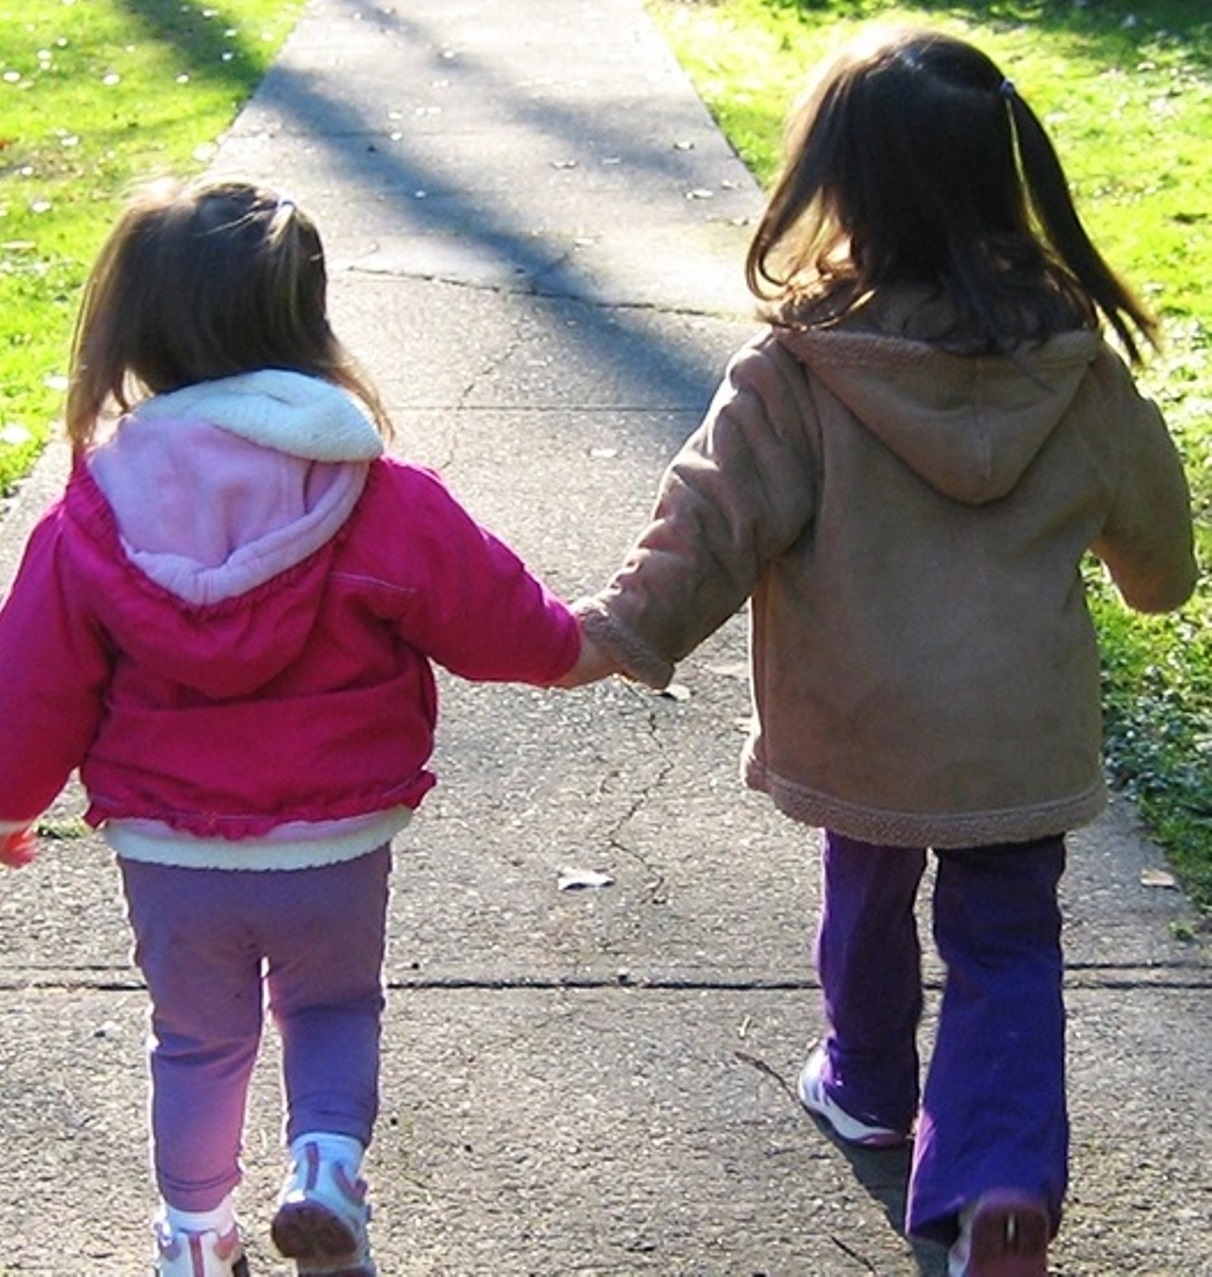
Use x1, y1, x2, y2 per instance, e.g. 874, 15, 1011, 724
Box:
3, 966, 1210, 993
343, 261, 743, 320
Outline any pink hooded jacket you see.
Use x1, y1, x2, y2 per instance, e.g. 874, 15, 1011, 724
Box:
0, 371, 579, 867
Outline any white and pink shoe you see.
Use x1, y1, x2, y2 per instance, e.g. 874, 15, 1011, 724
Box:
154, 1214, 249, 1277
271, 1135, 375, 1277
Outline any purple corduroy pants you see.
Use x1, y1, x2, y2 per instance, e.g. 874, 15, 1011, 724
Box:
120, 845, 390, 1212
815, 830, 1068, 1244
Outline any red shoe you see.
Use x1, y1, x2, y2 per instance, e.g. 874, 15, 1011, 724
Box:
948, 1190, 1049, 1277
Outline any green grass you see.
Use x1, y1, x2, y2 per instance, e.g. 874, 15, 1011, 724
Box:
0, 0, 303, 494
651, 0, 1212, 920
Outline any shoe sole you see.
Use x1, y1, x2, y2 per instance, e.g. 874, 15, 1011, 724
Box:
286, 1267, 375, 1277
275, 1200, 362, 1261
963, 1193, 1049, 1277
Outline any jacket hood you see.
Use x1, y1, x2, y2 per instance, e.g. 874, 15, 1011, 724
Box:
78, 370, 384, 699
128, 368, 385, 463
775, 327, 1102, 504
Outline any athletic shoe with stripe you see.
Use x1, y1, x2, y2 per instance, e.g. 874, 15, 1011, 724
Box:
154, 1216, 249, 1277
796, 1043, 910, 1149
271, 1139, 376, 1277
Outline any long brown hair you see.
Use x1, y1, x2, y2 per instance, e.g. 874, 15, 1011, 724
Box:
746, 27, 1158, 363
66, 176, 392, 449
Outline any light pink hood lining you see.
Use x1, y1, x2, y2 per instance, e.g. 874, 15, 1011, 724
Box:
88, 371, 384, 606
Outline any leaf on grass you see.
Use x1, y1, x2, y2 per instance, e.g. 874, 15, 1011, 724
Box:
0, 423, 33, 446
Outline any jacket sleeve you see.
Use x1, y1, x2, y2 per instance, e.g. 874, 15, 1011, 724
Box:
386, 464, 581, 684
0, 503, 112, 825
1088, 350, 1198, 614
578, 336, 819, 687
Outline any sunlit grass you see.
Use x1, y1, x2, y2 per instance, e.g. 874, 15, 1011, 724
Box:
0, 0, 303, 493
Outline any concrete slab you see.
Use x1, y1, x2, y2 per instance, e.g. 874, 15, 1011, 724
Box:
3, 983, 1210, 1275
1, 0, 1208, 1274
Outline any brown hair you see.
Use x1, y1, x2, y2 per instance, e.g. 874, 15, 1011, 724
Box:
66, 176, 392, 449
746, 27, 1158, 363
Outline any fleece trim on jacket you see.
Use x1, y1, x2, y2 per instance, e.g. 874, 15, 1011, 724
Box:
106, 808, 414, 872
129, 369, 386, 462
578, 324, 1196, 848
0, 373, 580, 866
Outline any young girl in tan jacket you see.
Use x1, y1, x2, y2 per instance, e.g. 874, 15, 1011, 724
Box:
568, 27, 1197, 1277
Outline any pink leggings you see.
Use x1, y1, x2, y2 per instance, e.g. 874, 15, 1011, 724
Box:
120, 846, 390, 1211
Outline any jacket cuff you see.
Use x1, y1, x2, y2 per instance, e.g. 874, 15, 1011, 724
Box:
572, 597, 675, 690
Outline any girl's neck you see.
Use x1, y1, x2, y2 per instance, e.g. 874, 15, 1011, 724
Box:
782, 280, 1088, 354
784, 284, 962, 341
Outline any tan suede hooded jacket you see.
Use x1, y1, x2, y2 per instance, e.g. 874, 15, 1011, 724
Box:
579, 324, 1197, 848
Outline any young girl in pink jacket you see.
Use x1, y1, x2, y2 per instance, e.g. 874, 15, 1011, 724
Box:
0, 177, 595, 1277
568, 27, 1196, 1277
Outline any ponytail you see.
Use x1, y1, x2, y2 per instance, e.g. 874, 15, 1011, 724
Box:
1007, 92, 1159, 364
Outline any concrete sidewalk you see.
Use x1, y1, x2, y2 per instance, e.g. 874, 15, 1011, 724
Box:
2, 1, 1210, 1273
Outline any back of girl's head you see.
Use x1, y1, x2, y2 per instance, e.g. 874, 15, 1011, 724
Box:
747, 26, 1157, 361
67, 176, 390, 447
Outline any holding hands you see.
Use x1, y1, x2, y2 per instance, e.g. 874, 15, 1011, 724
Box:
554, 627, 619, 688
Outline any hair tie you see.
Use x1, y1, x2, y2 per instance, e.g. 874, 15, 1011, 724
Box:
269, 194, 296, 234
999, 78, 1016, 100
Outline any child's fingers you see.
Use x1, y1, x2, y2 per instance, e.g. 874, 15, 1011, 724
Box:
555, 633, 620, 687
0, 829, 37, 868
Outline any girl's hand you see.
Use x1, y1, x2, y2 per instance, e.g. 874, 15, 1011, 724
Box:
554, 632, 620, 688
0, 829, 37, 868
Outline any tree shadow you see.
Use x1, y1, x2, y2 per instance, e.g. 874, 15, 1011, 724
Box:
115, 0, 279, 94
208, 0, 758, 425
772, 0, 1212, 72
107, 0, 1210, 440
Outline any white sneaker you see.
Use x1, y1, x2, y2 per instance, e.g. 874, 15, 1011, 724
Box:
796, 1044, 909, 1148
154, 1215, 249, 1277
271, 1138, 376, 1277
